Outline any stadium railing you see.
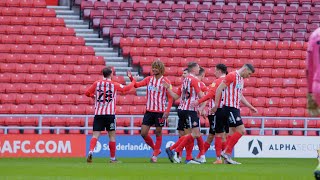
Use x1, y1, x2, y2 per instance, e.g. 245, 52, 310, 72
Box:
0, 114, 319, 136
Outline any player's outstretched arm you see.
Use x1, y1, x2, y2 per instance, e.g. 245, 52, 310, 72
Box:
162, 81, 180, 100
240, 95, 258, 113
116, 73, 136, 93
129, 72, 149, 88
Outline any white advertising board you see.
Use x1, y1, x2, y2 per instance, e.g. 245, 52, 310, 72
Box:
234, 136, 320, 158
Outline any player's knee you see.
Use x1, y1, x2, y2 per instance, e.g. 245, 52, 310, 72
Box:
140, 132, 148, 138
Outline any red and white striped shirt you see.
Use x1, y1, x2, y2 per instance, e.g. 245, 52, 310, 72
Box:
198, 77, 225, 115
135, 76, 173, 113
178, 74, 202, 111
85, 78, 135, 115
223, 71, 244, 109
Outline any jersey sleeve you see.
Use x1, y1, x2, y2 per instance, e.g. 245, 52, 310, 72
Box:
200, 82, 208, 92
176, 84, 182, 96
114, 79, 136, 92
198, 89, 214, 104
163, 78, 173, 113
134, 76, 150, 88
85, 81, 98, 98
223, 73, 236, 86
191, 77, 201, 93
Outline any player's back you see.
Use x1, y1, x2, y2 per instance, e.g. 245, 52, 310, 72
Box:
179, 75, 201, 111
93, 79, 119, 115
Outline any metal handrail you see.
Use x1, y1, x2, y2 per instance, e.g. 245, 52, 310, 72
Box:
0, 114, 319, 136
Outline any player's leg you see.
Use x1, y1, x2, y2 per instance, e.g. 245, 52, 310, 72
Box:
175, 111, 201, 164
108, 130, 120, 163
314, 149, 320, 180
221, 107, 243, 164
213, 108, 228, 164
141, 112, 155, 150
151, 113, 165, 162
87, 115, 104, 163
107, 115, 119, 163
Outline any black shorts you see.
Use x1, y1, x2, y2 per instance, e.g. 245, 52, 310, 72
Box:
177, 109, 191, 131
208, 108, 229, 135
223, 106, 243, 128
142, 111, 165, 127
176, 109, 199, 129
93, 115, 116, 131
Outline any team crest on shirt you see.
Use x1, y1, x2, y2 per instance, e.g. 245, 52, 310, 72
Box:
148, 85, 160, 92
110, 123, 115, 129
235, 83, 243, 89
210, 82, 216, 87
193, 121, 198, 126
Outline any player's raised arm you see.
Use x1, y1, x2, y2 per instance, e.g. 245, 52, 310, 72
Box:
240, 95, 258, 113
115, 70, 136, 92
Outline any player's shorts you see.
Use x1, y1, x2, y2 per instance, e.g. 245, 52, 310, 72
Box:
176, 109, 199, 129
142, 111, 165, 127
93, 115, 116, 131
223, 106, 243, 127
208, 108, 229, 135
177, 109, 191, 131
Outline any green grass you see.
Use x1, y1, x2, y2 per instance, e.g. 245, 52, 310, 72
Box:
0, 158, 317, 180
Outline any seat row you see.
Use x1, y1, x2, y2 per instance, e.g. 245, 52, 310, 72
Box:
105, 27, 311, 42
0, 104, 146, 115
246, 97, 306, 108
0, 129, 168, 135
132, 56, 306, 69
1, 93, 147, 105
121, 38, 308, 50
88, 9, 320, 24
95, 18, 318, 33
0, 7, 56, 17
0, 35, 85, 46
0, 25, 75, 36
82, 1, 320, 14
165, 75, 307, 88
0, 82, 136, 95
0, 54, 105, 65
79, 0, 320, 6
0, 16, 65, 26
1, 72, 105, 84
123, 46, 306, 59
0, 63, 105, 77
0, 44, 95, 55
241, 106, 308, 116
247, 130, 318, 136
244, 118, 320, 128
0, 0, 47, 8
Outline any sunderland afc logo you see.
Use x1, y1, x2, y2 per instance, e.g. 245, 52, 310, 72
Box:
93, 141, 102, 153
248, 139, 263, 155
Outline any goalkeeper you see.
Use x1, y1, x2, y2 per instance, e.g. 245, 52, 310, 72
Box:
307, 27, 320, 117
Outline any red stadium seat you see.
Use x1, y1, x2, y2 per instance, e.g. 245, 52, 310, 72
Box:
275, 119, 289, 128
277, 130, 289, 136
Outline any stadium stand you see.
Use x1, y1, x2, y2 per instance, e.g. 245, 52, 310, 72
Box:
0, 0, 320, 135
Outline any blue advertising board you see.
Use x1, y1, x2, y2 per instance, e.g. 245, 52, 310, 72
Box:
86, 135, 221, 158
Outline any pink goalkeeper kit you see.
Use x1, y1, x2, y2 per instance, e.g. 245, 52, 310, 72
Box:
307, 27, 320, 105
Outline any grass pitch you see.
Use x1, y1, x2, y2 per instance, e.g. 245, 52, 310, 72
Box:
0, 158, 316, 180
